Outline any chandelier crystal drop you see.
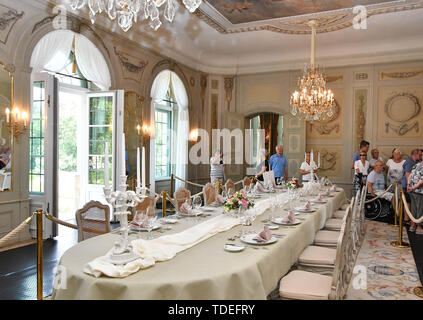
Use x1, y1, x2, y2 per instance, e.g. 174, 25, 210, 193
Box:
69, 0, 202, 32
290, 20, 334, 122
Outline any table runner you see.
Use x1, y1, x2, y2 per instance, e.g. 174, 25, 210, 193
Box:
84, 194, 272, 278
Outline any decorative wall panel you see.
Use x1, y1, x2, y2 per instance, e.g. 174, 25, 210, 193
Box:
353, 89, 367, 151
305, 145, 343, 178
377, 86, 423, 139
114, 47, 148, 83
380, 68, 423, 81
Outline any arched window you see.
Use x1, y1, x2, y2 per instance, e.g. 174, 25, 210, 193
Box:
150, 70, 189, 191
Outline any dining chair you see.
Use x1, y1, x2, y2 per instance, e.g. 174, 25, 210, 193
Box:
203, 182, 217, 205
75, 200, 111, 242
313, 196, 355, 248
173, 187, 191, 212
225, 179, 235, 195
324, 190, 360, 231
242, 176, 252, 190
279, 202, 353, 300
296, 204, 353, 276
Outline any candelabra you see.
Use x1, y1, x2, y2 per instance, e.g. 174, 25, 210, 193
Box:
103, 175, 149, 265
5, 108, 28, 142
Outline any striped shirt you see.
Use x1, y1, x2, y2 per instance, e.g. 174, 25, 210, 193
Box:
210, 157, 224, 177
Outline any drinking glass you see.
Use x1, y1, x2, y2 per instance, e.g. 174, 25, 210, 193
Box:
222, 190, 227, 201
228, 188, 235, 198
276, 177, 282, 186
146, 206, 157, 240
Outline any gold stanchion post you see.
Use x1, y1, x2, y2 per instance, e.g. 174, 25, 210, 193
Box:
162, 190, 167, 218
394, 182, 398, 227
391, 189, 410, 248
168, 175, 175, 213
36, 209, 43, 300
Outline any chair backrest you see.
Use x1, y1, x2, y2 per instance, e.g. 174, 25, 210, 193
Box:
225, 179, 235, 195
174, 187, 191, 211
242, 177, 252, 189
75, 200, 111, 242
203, 182, 217, 205
330, 204, 353, 299
135, 196, 156, 214
359, 184, 367, 216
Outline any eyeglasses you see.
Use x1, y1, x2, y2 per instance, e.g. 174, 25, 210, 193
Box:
360, 154, 366, 157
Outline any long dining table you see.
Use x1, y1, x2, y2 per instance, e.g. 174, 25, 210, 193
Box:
52, 188, 345, 300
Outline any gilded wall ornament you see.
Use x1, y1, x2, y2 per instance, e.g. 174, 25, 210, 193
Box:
114, 47, 148, 78
385, 121, 419, 136
309, 99, 340, 135
224, 76, 234, 111
384, 92, 420, 122
0, 4, 23, 44
356, 94, 366, 149
380, 70, 423, 80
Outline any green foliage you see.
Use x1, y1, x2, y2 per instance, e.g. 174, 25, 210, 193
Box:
59, 110, 77, 172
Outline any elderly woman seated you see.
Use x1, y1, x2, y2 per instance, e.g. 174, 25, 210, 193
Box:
367, 160, 394, 203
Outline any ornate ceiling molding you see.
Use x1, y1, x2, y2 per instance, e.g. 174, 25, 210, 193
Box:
196, 0, 423, 35
0, 4, 24, 44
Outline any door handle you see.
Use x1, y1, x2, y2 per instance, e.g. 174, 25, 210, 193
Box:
47, 202, 50, 213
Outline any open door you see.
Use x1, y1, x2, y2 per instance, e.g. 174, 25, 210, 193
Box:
29, 73, 56, 238
282, 115, 306, 179
83, 91, 124, 211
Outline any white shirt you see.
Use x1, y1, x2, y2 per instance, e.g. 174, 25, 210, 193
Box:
354, 160, 369, 176
386, 159, 405, 184
300, 160, 317, 182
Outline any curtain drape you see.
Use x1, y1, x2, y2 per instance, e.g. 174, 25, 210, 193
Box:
30, 30, 111, 90
171, 73, 189, 190
75, 35, 111, 90
30, 30, 74, 73
149, 70, 189, 191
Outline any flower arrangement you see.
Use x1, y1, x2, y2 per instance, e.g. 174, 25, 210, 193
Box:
224, 191, 254, 212
286, 177, 302, 190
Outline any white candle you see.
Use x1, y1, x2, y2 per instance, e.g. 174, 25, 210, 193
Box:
104, 141, 109, 188
318, 152, 321, 168
142, 146, 146, 188
137, 147, 140, 189
311, 149, 314, 164
5, 108, 10, 123
304, 152, 306, 162
122, 133, 126, 177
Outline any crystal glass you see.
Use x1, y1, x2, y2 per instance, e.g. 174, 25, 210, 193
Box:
222, 190, 227, 201
276, 177, 282, 186
192, 195, 202, 211
146, 206, 157, 240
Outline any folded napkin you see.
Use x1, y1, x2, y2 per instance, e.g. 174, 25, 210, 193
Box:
253, 225, 272, 242
215, 194, 225, 203
301, 201, 311, 211
330, 184, 337, 192
282, 211, 296, 223
179, 202, 194, 215
255, 183, 264, 192
131, 213, 148, 228
322, 190, 330, 196
313, 194, 323, 202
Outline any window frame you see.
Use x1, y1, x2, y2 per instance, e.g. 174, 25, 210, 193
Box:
154, 103, 174, 180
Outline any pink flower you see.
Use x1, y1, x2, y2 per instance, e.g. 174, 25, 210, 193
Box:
228, 197, 234, 202
241, 199, 248, 208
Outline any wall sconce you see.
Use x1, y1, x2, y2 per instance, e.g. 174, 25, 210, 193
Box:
5, 107, 28, 142
138, 123, 152, 146
189, 129, 199, 142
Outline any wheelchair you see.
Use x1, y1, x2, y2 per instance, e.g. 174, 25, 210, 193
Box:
364, 192, 395, 223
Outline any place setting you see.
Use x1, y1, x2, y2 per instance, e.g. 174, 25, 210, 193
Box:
271, 211, 302, 226
293, 200, 316, 213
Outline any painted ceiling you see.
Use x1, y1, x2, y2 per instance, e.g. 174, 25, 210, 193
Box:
205, 0, 401, 24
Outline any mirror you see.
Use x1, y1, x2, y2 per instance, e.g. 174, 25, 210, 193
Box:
0, 62, 13, 191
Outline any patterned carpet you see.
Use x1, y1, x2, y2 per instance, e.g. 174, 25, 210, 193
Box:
346, 220, 422, 300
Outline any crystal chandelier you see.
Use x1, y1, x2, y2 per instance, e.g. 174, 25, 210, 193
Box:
70, 0, 203, 32
290, 20, 334, 122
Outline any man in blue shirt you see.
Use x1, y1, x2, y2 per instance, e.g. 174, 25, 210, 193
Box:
269, 145, 288, 182
351, 140, 370, 169
402, 149, 422, 205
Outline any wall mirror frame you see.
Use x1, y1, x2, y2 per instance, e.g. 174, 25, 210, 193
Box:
0, 61, 14, 192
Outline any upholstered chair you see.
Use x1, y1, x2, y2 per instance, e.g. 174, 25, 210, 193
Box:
75, 201, 111, 242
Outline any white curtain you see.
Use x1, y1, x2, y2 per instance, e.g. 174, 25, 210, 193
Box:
149, 70, 189, 191
30, 30, 74, 73
30, 30, 111, 90
75, 34, 111, 90
171, 73, 189, 190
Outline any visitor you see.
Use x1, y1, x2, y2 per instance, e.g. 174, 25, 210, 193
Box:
255, 149, 269, 182
407, 159, 423, 235
210, 149, 224, 185
269, 145, 288, 183
354, 152, 369, 195
300, 151, 318, 183
351, 140, 370, 170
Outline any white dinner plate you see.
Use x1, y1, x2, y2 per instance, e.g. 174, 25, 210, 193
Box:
224, 244, 245, 252
294, 207, 316, 213
209, 202, 222, 207
240, 234, 278, 245
130, 223, 161, 231
310, 199, 327, 204
274, 185, 284, 189
178, 211, 203, 217
266, 224, 279, 230
201, 207, 215, 212
162, 218, 178, 224
271, 217, 302, 226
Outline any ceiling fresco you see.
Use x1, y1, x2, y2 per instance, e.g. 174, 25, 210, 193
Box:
205, 0, 405, 24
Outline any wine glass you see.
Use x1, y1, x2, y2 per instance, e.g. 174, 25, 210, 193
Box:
276, 177, 282, 186
227, 188, 235, 198
146, 206, 157, 240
